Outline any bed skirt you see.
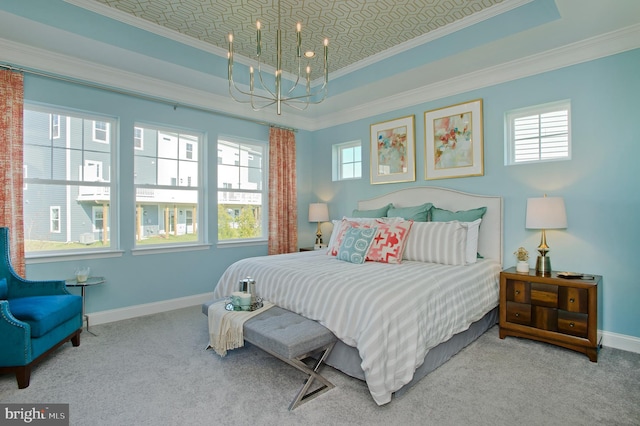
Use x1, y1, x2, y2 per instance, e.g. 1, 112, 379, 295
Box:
324, 307, 499, 398
203, 300, 498, 401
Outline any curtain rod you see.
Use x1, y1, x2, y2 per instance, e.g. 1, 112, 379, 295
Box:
0, 63, 297, 133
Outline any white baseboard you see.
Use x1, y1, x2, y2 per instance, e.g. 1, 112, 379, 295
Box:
599, 330, 640, 354
87, 292, 214, 326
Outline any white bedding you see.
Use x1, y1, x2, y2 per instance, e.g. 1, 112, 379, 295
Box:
212, 250, 501, 405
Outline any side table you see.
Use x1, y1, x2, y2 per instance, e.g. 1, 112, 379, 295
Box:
66, 276, 105, 335
499, 267, 600, 362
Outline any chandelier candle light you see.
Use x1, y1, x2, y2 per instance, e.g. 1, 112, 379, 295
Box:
227, 0, 329, 115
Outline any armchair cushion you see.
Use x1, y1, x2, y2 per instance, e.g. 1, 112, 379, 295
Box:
8, 295, 82, 338
0, 278, 6, 299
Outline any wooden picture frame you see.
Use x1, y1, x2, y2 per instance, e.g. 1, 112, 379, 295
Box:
370, 115, 416, 184
424, 99, 484, 180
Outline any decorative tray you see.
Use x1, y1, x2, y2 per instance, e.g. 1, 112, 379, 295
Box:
225, 299, 263, 312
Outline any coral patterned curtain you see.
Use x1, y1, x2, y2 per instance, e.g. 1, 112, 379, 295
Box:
268, 127, 297, 254
0, 69, 25, 276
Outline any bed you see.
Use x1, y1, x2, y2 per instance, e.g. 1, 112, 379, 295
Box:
211, 186, 503, 405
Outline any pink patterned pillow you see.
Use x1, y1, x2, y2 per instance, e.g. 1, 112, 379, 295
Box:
366, 220, 414, 264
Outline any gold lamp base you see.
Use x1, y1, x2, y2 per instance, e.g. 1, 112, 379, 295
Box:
535, 255, 552, 276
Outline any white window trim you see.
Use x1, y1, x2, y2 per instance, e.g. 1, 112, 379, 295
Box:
217, 136, 268, 243
133, 123, 205, 249
23, 102, 119, 258
505, 100, 571, 165
332, 140, 362, 181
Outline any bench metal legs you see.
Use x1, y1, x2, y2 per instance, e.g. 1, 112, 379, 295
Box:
246, 339, 337, 410
287, 341, 337, 411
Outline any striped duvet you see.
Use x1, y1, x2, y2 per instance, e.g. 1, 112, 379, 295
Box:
212, 250, 501, 405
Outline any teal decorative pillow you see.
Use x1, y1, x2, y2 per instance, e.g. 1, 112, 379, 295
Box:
337, 226, 377, 264
387, 203, 433, 222
0, 277, 7, 299
431, 206, 487, 222
351, 203, 393, 218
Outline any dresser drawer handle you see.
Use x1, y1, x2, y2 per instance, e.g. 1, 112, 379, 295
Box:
570, 298, 575, 303
569, 322, 575, 328
515, 313, 520, 317
515, 290, 520, 295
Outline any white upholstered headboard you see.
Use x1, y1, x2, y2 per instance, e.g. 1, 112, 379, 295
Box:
358, 187, 503, 265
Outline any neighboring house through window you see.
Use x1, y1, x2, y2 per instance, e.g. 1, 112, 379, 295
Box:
133, 124, 203, 246
22, 104, 116, 254
217, 137, 267, 242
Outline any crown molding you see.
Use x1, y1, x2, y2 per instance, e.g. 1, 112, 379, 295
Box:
64, 0, 532, 86
0, 37, 314, 130
1, 22, 638, 132
310, 23, 640, 130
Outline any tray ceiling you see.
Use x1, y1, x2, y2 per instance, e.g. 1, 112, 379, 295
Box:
90, 0, 505, 79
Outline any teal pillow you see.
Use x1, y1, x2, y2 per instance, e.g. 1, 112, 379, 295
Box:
431, 206, 487, 222
336, 226, 377, 264
0, 278, 7, 299
351, 203, 392, 218
387, 203, 433, 222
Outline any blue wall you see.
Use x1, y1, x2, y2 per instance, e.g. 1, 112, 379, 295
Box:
24, 74, 315, 314
19, 44, 639, 340
311, 49, 640, 339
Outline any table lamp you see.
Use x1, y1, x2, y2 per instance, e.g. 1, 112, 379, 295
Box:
526, 195, 567, 276
308, 203, 329, 249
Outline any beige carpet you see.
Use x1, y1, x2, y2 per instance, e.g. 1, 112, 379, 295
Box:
1, 306, 639, 426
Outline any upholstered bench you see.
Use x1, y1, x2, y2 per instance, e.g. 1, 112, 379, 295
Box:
203, 301, 337, 410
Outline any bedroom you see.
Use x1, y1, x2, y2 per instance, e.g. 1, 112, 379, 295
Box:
0, 0, 639, 416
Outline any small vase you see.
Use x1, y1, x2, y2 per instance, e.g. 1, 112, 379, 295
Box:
516, 261, 529, 273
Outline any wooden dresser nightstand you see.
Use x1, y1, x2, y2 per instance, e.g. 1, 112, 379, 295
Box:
499, 267, 601, 362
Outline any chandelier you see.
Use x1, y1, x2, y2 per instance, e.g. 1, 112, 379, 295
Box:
227, 0, 329, 115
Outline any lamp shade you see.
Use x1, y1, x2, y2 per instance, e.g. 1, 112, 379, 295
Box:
525, 197, 567, 229
308, 203, 329, 222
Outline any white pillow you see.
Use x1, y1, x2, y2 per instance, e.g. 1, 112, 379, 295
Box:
403, 219, 482, 266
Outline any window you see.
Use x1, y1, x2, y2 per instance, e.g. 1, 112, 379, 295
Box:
217, 137, 267, 242
505, 100, 571, 165
23, 104, 116, 254
51, 115, 60, 139
134, 126, 143, 150
93, 121, 109, 143
332, 140, 362, 180
134, 124, 203, 246
50, 207, 60, 233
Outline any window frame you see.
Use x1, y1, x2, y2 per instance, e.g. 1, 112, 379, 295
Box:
505, 100, 571, 165
332, 140, 362, 181
23, 102, 119, 258
133, 122, 205, 250
216, 136, 268, 245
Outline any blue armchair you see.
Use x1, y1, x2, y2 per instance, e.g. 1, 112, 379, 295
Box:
0, 227, 82, 388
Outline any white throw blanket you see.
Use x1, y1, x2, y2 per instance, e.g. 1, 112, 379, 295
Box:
207, 300, 274, 356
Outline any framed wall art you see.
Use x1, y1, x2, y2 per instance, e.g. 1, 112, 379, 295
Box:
424, 99, 484, 180
370, 115, 416, 184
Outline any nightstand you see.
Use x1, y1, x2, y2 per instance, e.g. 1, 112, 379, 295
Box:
499, 267, 601, 362
299, 247, 314, 252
